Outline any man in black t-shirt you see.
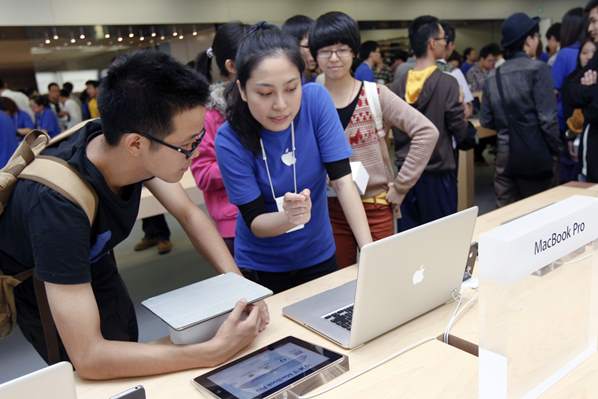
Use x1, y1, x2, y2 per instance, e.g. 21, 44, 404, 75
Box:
0, 51, 268, 380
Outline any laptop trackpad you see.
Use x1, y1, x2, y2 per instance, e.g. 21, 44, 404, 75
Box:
283, 280, 356, 321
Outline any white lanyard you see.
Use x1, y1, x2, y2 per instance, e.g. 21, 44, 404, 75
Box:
259, 121, 297, 201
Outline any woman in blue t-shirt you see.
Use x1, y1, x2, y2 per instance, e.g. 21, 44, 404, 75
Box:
216, 23, 372, 293
0, 110, 17, 168
552, 7, 585, 183
0, 96, 33, 139
31, 94, 61, 137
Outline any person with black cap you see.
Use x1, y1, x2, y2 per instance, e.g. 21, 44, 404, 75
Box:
480, 12, 561, 207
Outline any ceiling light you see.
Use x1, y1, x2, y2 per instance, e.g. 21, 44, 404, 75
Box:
105, 33, 111, 39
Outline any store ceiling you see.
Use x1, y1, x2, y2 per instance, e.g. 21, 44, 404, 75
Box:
0, 23, 214, 71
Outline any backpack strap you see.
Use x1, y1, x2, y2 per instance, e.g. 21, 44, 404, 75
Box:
0, 130, 50, 214
20, 156, 98, 225
33, 276, 61, 364
48, 118, 99, 146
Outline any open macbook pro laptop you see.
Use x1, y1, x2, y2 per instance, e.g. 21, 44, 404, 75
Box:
283, 206, 478, 349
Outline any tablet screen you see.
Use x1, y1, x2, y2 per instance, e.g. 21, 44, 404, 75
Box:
194, 337, 344, 399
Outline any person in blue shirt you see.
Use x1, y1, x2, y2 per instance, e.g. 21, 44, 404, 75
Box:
216, 23, 373, 293
31, 94, 61, 137
0, 96, 33, 139
0, 110, 17, 168
552, 7, 586, 183
354, 40, 381, 82
460, 47, 477, 75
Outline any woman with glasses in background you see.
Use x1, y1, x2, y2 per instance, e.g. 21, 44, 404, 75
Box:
310, 11, 438, 268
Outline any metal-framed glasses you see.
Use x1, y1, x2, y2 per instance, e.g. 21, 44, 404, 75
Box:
317, 47, 353, 60
142, 128, 206, 159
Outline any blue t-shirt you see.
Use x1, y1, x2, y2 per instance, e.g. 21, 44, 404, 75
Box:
552, 44, 580, 90
539, 52, 550, 63
552, 44, 581, 132
215, 83, 352, 272
354, 63, 376, 82
461, 62, 474, 76
0, 111, 17, 168
35, 108, 61, 137
14, 110, 34, 130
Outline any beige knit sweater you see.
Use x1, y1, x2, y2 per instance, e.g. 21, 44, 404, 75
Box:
344, 84, 438, 199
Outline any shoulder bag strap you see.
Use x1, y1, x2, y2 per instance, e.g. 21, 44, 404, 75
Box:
495, 68, 521, 136
363, 81, 395, 182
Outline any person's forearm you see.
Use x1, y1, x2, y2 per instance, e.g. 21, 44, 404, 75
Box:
332, 177, 372, 249
76, 338, 224, 380
180, 207, 241, 274
251, 212, 296, 238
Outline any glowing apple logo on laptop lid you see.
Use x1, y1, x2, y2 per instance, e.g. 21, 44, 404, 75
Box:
412, 266, 425, 285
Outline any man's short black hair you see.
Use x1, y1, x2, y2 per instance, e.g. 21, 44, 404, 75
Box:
59, 89, 70, 97
359, 40, 379, 62
98, 50, 210, 146
441, 22, 456, 45
586, 0, 598, 13
392, 49, 409, 63
309, 11, 361, 60
0, 78, 5, 89
62, 82, 74, 96
85, 80, 99, 88
447, 50, 463, 66
47, 82, 59, 91
409, 15, 440, 58
282, 15, 314, 43
546, 23, 561, 41
463, 47, 475, 58
479, 43, 501, 59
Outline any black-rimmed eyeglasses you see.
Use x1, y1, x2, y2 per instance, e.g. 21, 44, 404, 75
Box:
142, 128, 206, 159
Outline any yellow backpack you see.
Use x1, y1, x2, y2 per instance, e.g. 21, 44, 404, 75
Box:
0, 119, 98, 363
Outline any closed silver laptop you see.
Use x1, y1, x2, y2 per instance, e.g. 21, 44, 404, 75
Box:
283, 207, 478, 349
0, 362, 77, 399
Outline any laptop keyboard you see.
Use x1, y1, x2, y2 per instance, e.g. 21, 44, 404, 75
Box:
323, 305, 354, 331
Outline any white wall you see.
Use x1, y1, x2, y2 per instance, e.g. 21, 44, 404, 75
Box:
0, 0, 582, 26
